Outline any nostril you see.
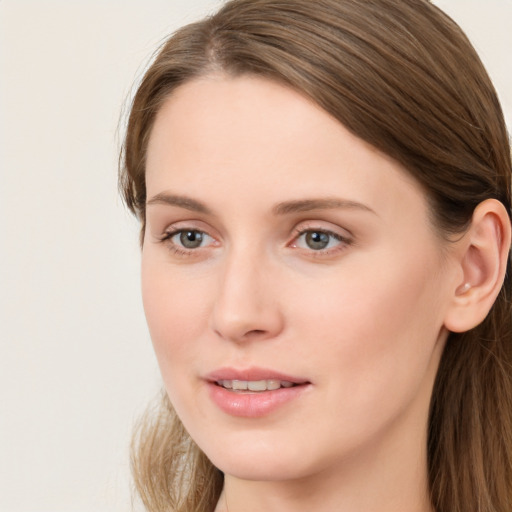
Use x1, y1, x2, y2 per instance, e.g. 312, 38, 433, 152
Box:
244, 329, 267, 337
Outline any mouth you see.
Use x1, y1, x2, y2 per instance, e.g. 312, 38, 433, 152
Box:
205, 368, 311, 417
215, 379, 298, 393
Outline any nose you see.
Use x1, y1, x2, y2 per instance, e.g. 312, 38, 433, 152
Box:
210, 248, 285, 343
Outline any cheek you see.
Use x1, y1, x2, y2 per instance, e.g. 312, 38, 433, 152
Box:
297, 248, 446, 418
140, 256, 212, 375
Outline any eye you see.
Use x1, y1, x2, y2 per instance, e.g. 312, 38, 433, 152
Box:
291, 228, 349, 253
159, 228, 216, 254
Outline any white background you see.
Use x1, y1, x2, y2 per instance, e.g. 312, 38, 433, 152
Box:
0, 1, 510, 511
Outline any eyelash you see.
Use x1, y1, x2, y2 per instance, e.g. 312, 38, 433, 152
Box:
157, 225, 352, 258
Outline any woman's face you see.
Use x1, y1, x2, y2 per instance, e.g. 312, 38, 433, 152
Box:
142, 74, 457, 482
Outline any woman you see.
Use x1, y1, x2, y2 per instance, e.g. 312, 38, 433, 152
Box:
119, 0, 512, 511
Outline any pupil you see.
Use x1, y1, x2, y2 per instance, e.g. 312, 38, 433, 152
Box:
306, 231, 329, 250
180, 230, 203, 248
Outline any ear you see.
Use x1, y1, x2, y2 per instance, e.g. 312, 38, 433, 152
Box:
444, 199, 511, 333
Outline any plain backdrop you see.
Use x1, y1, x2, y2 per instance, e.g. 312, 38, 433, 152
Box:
0, 1, 510, 511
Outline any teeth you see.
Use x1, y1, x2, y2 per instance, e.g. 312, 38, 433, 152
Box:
232, 380, 248, 391
217, 379, 295, 391
265, 380, 281, 391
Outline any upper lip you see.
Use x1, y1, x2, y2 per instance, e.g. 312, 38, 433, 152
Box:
205, 367, 310, 384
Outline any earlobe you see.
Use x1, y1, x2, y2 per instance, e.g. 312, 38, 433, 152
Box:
444, 199, 511, 333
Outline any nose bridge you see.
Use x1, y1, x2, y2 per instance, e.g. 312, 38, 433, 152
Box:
211, 242, 283, 342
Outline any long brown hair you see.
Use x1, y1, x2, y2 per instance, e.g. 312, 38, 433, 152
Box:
120, 1, 512, 510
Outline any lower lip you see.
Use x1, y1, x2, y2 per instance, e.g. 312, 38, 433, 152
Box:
207, 382, 310, 418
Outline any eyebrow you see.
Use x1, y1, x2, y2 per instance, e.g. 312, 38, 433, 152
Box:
146, 193, 376, 216
146, 192, 212, 214
273, 198, 376, 216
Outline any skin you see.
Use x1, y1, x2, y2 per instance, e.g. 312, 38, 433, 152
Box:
141, 74, 466, 512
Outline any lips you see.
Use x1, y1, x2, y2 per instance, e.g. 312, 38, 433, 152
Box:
204, 367, 311, 417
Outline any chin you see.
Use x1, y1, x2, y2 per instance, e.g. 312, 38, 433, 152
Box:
213, 456, 305, 482
198, 432, 321, 482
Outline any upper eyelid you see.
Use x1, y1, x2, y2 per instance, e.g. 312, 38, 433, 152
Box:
160, 220, 217, 237
291, 228, 350, 246
163, 227, 211, 239
291, 220, 353, 238
293, 226, 347, 236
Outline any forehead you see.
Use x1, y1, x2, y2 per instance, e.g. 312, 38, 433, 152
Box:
145, 74, 427, 223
